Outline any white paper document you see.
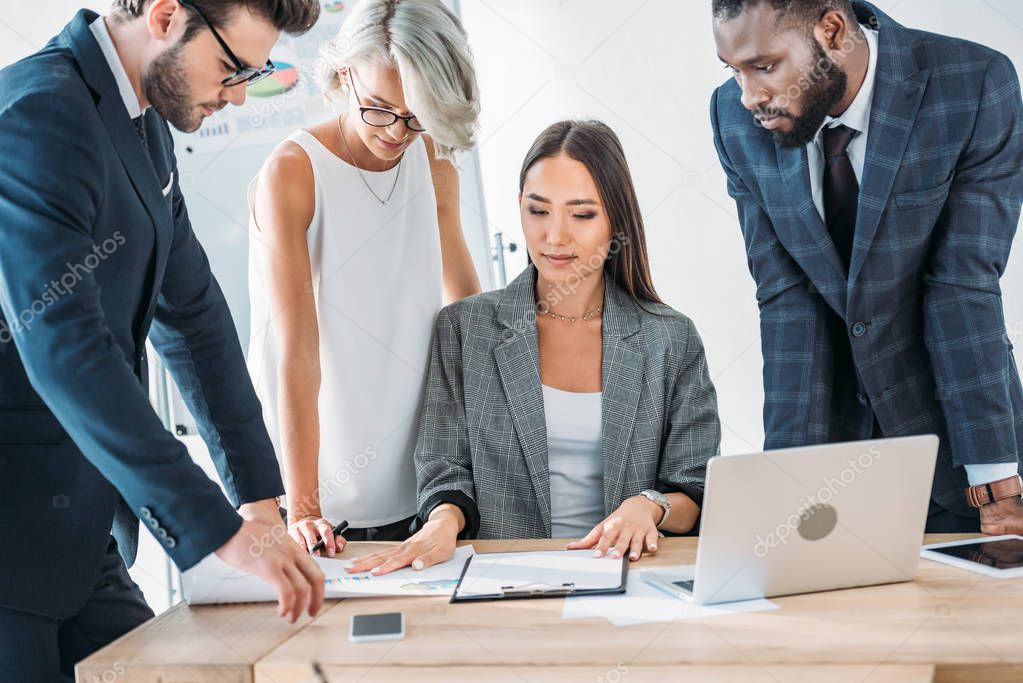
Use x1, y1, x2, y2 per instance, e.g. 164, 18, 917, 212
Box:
182, 545, 475, 605
562, 566, 777, 626
454, 549, 625, 599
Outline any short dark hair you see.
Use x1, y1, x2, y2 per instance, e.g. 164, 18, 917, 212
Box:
112, 0, 320, 36
712, 0, 858, 31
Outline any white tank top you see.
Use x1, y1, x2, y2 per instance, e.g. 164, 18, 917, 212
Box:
247, 129, 442, 527
542, 385, 605, 538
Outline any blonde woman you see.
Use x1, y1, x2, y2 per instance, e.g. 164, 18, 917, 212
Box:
247, 0, 482, 556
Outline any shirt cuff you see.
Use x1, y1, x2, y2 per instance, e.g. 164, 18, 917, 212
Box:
417, 490, 480, 540
964, 463, 1019, 487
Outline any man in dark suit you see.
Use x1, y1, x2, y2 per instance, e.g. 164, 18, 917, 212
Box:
0, 1, 326, 678
710, 0, 1023, 532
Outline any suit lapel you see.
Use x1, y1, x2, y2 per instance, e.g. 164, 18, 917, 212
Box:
772, 144, 849, 319
494, 268, 648, 527
495, 268, 551, 533
64, 11, 173, 341
599, 279, 643, 514
848, 2, 928, 286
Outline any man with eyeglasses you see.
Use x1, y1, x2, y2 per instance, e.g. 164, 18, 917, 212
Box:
0, 1, 324, 678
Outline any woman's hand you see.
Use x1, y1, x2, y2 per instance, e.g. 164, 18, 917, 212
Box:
566, 495, 663, 561
346, 505, 463, 575
288, 514, 346, 557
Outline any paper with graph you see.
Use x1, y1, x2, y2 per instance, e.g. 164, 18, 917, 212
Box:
182, 545, 474, 605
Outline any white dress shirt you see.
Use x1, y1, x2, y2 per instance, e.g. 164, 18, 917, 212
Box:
88, 15, 145, 118
806, 25, 877, 220
806, 26, 1016, 488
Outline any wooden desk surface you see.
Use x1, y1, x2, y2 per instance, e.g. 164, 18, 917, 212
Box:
77, 534, 1023, 683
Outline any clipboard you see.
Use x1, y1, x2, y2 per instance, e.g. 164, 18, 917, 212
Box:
450, 549, 629, 602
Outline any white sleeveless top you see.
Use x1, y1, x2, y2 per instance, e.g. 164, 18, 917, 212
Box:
542, 385, 605, 538
247, 130, 442, 527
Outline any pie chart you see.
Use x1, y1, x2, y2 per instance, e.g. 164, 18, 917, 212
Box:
248, 62, 299, 98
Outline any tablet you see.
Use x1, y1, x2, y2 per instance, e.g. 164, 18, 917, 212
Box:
920, 535, 1023, 578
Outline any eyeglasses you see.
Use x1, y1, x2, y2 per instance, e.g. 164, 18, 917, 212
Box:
178, 0, 276, 87
348, 69, 425, 132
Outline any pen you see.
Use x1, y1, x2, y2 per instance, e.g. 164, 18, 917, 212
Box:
312, 662, 329, 683
310, 520, 349, 555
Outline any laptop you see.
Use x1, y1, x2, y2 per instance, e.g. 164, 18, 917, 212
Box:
647, 435, 938, 605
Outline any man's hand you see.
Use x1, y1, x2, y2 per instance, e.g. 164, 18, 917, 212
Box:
979, 496, 1023, 535
239, 498, 282, 524
215, 512, 324, 623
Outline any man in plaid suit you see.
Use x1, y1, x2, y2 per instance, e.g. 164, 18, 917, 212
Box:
711, 0, 1023, 532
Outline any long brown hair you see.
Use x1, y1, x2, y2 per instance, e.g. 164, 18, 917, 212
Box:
519, 120, 662, 305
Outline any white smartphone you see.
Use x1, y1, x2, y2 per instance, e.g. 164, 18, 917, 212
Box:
349, 612, 405, 643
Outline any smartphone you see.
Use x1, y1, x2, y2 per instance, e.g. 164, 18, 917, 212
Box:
349, 612, 405, 643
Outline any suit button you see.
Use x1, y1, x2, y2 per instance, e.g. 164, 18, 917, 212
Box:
139, 507, 153, 520
857, 393, 868, 406
156, 528, 168, 539
851, 322, 867, 337
148, 519, 160, 530
166, 537, 177, 549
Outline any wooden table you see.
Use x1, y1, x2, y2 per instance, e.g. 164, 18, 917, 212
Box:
77, 534, 1023, 683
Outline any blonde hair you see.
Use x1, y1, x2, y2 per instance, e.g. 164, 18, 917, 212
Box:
317, 0, 480, 159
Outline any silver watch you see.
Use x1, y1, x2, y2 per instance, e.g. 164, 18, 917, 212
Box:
639, 489, 671, 528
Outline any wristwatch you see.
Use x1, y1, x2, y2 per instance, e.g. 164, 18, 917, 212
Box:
964, 474, 1023, 508
639, 489, 671, 529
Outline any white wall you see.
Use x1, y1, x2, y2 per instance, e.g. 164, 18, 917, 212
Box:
459, 0, 1023, 456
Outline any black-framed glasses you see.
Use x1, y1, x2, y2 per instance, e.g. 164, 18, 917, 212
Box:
178, 0, 276, 87
348, 69, 426, 132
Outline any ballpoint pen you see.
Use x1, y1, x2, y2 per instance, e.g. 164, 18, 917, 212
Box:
310, 520, 349, 555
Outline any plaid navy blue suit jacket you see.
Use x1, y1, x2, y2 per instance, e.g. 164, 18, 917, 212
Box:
710, 1, 1023, 515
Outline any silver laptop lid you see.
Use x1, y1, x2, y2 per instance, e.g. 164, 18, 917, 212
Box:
691, 435, 938, 605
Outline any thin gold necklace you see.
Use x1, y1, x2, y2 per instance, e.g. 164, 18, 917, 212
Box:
538, 301, 603, 323
336, 113, 404, 205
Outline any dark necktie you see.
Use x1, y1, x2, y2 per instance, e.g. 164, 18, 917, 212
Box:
133, 114, 150, 157
822, 124, 859, 272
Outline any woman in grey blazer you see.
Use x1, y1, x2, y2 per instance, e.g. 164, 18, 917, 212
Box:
348, 120, 720, 575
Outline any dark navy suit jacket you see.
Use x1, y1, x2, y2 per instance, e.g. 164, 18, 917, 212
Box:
711, 1, 1023, 516
0, 10, 283, 618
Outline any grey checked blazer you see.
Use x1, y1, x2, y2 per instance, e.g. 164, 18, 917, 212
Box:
413, 265, 721, 539
711, 0, 1023, 517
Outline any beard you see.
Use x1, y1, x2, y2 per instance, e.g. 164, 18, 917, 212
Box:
758, 39, 848, 148
143, 42, 206, 133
